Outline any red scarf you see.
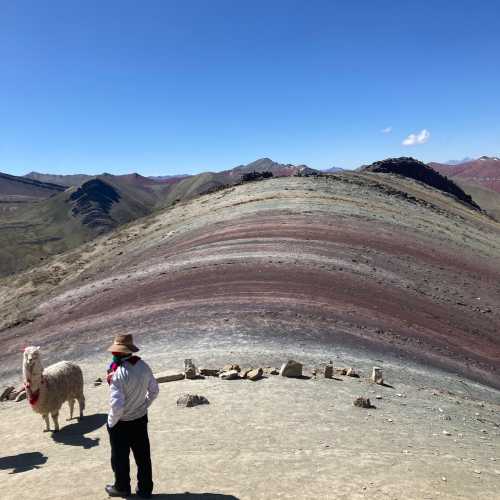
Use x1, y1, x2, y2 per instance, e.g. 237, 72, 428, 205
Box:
106, 355, 141, 384
24, 376, 45, 406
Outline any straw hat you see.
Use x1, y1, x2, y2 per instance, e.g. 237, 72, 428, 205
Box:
107, 334, 139, 354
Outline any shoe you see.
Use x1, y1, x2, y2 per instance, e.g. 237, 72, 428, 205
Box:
105, 484, 131, 497
135, 489, 152, 499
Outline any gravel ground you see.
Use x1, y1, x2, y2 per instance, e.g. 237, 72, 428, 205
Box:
1, 344, 500, 500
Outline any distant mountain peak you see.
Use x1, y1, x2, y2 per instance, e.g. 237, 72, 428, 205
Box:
443, 157, 474, 165
321, 166, 344, 173
479, 155, 500, 161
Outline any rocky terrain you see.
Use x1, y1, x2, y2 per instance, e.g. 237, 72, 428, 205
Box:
1, 351, 499, 499
1, 165, 500, 499
0, 159, 319, 277
360, 157, 480, 210
1, 171, 499, 389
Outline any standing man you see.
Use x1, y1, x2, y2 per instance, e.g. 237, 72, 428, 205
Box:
105, 334, 159, 499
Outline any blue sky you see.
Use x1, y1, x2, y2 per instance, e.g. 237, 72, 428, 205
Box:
1, 0, 499, 176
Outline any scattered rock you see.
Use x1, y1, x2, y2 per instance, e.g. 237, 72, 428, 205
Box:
184, 359, 197, 380
8, 387, 25, 401
223, 364, 241, 373
442, 430, 452, 436
14, 390, 26, 402
353, 397, 373, 409
246, 368, 263, 381
375, 395, 383, 400
219, 370, 240, 380
200, 368, 220, 377
335, 368, 348, 376
346, 368, 359, 378
176, 394, 209, 407
280, 360, 303, 378
371, 367, 384, 385
0, 386, 15, 402
265, 367, 279, 375
240, 368, 253, 379
155, 371, 185, 383
94, 378, 103, 387
324, 365, 334, 379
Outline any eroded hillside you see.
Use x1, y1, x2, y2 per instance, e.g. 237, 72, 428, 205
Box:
1, 173, 500, 388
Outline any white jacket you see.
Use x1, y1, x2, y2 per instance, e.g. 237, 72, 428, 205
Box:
108, 359, 159, 428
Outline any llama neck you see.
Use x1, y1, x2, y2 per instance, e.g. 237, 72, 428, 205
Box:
25, 365, 44, 391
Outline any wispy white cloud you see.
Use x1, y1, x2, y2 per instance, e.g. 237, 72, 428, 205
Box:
402, 129, 430, 146
381, 126, 392, 134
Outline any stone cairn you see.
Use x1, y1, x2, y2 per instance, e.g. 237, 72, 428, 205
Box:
3, 358, 388, 415
371, 367, 384, 385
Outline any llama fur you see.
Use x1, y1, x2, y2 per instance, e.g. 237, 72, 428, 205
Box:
22, 346, 85, 432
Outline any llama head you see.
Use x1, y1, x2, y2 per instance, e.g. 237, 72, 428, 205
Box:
23, 346, 42, 379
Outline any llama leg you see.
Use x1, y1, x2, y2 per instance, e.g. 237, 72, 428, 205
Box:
42, 414, 50, 432
51, 411, 60, 432
78, 394, 85, 419
68, 399, 75, 421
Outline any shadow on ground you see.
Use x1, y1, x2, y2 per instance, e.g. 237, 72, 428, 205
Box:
0, 451, 48, 473
52, 412, 107, 449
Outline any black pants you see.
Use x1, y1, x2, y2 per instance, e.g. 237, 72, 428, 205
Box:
107, 414, 153, 494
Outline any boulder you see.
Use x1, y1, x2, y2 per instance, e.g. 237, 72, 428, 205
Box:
155, 371, 185, 383
246, 368, 263, 381
223, 364, 241, 373
335, 368, 348, 376
346, 367, 359, 378
176, 394, 209, 408
0, 386, 15, 402
371, 367, 384, 385
279, 360, 303, 378
200, 368, 219, 377
15, 390, 26, 402
8, 387, 25, 401
219, 370, 240, 380
240, 368, 253, 379
353, 397, 373, 409
324, 365, 334, 379
184, 359, 197, 380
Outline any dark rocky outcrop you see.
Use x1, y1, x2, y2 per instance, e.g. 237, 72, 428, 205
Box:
361, 157, 480, 210
68, 179, 121, 230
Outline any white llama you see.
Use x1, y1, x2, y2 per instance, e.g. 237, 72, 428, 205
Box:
22, 346, 85, 432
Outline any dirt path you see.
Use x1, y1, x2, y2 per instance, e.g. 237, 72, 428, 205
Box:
2, 349, 500, 499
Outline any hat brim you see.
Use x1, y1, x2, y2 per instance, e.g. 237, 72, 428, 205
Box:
107, 343, 139, 353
